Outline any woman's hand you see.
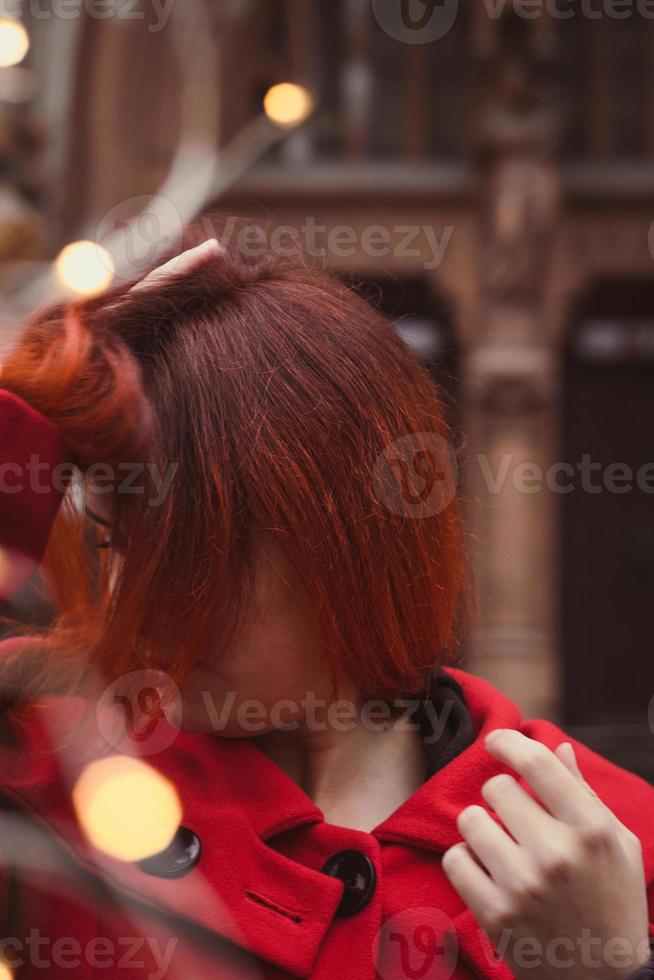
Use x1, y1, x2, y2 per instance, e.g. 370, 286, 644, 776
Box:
442, 730, 651, 980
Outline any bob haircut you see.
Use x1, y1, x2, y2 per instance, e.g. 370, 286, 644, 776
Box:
1, 222, 470, 703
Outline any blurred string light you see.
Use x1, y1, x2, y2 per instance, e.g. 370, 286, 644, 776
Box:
7, 1, 316, 315
0, 961, 12, 980
0, 18, 28, 68
55, 240, 114, 296
72, 755, 182, 862
263, 82, 314, 129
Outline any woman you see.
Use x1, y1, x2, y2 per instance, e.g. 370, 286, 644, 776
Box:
0, 233, 651, 980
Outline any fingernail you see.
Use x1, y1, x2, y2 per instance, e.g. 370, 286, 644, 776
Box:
563, 742, 581, 773
557, 741, 578, 772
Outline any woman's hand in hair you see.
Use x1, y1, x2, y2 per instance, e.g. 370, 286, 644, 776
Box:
442, 730, 650, 980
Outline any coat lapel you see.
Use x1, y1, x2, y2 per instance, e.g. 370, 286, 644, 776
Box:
373, 666, 524, 853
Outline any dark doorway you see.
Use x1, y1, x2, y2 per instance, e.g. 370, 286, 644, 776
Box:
347, 275, 460, 430
562, 279, 654, 781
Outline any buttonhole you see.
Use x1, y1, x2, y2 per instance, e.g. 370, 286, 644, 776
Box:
244, 890, 304, 924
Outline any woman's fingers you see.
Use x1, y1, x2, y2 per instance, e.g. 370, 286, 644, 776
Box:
130, 238, 223, 293
456, 804, 524, 891
441, 841, 504, 928
481, 772, 558, 851
554, 741, 637, 841
484, 729, 611, 828
444, 733, 651, 974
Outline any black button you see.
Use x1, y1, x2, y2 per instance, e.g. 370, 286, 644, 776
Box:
136, 826, 201, 878
321, 849, 376, 917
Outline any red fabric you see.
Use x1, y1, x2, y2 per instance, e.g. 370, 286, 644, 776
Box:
0, 389, 68, 599
0, 671, 650, 979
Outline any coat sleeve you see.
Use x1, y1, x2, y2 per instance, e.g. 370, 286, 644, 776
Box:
0, 389, 68, 600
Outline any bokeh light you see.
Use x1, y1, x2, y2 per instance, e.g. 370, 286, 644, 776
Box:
263, 83, 313, 129
72, 755, 182, 862
0, 20, 29, 69
55, 240, 114, 296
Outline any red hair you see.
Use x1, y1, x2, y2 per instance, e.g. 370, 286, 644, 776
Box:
1, 224, 470, 701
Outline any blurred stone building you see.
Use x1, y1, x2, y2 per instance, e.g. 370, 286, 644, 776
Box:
5, 0, 654, 777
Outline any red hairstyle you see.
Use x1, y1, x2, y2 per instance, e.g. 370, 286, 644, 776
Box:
1, 224, 470, 701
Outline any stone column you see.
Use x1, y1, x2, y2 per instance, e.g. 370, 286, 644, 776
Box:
464, 342, 561, 720
462, 11, 563, 720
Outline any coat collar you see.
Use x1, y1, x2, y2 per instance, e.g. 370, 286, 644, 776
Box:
373, 666, 523, 851
183, 666, 519, 851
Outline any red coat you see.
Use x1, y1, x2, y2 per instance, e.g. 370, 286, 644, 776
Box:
0, 667, 652, 980
0, 390, 653, 979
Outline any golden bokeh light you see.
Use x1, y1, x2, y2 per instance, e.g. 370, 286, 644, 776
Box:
73, 756, 182, 862
263, 83, 314, 128
0, 19, 29, 68
55, 240, 114, 296
0, 962, 13, 979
